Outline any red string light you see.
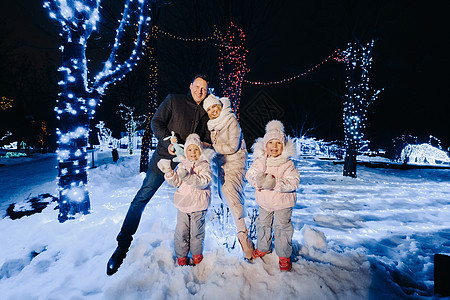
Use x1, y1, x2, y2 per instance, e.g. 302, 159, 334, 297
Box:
243, 49, 344, 86
217, 22, 249, 118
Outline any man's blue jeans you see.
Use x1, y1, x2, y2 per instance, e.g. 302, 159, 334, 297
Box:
116, 156, 168, 249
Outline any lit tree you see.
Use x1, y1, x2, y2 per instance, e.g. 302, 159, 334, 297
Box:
341, 40, 382, 177
139, 38, 158, 173
44, 0, 150, 222
117, 103, 146, 155
217, 22, 249, 117
95, 121, 116, 150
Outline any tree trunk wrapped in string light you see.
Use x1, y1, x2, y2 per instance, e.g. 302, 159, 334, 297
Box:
139, 39, 158, 173
44, 0, 150, 222
341, 40, 382, 177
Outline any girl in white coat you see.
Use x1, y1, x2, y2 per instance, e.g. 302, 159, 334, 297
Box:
246, 120, 300, 271
203, 94, 254, 260
157, 133, 214, 266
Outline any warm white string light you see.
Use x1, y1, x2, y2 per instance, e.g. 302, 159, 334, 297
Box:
342, 40, 383, 177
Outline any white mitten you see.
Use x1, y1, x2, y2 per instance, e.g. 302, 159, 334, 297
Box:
255, 173, 266, 188
177, 167, 190, 181
261, 174, 276, 190
157, 159, 172, 174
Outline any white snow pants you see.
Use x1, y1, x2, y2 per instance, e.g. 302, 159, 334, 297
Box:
174, 209, 207, 258
256, 206, 293, 258
216, 150, 247, 233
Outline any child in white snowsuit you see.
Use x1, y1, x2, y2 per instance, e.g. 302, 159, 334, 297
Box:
245, 120, 300, 271
157, 133, 214, 266
203, 94, 254, 260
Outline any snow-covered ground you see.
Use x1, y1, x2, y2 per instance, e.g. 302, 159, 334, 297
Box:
1, 149, 449, 299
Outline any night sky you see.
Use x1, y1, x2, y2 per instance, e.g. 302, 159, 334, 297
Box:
1, 0, 449, 152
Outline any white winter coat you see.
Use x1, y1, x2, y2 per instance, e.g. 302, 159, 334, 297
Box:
207, 99, 247, 223
165, 157, 212, 214
246, 138, 300, 212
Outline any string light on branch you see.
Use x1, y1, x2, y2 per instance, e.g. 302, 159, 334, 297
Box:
117, 103, 146, 155
341, 40, 382, 177
1, 96, 14, 111
147, 23, 250, 117
44, 0, 151, 222
140, 35, 158, 173
217, 22, 249, 118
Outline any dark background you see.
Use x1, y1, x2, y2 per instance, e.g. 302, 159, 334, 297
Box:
1, 0, 448, 154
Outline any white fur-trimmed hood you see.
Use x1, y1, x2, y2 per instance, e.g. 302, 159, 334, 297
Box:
251, 136, 297, 163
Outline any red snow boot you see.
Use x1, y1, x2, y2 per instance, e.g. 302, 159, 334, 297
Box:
193, 254, 203, 265
252, 248, 268, 259
177, 256, 187, 266
279, 257, 291, 272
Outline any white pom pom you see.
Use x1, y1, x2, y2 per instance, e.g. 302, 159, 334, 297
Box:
219, 97, 231, 109
265, 120, 284, 133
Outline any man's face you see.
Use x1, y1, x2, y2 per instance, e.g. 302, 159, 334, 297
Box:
186, 144, 201, 161
189, 78, 208, 104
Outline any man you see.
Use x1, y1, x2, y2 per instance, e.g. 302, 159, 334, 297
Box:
107, 74, 211, 275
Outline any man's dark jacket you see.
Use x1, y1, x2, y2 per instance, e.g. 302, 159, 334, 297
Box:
150, 93, 211, 162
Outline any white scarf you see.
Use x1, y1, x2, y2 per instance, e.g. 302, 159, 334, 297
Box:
207, 105, 235, 131
266, 155, 289, 167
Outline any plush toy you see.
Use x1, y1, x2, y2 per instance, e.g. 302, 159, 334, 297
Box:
163, 131, 185, 162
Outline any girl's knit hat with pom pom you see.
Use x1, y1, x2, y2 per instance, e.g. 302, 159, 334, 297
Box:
263, 120, 286, 146
184, 133, 203, 156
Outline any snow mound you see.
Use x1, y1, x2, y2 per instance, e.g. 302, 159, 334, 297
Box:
302, 225, 327, 249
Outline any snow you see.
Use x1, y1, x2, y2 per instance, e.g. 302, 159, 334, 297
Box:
400, 143, 450, 166
1, 149, 450, 299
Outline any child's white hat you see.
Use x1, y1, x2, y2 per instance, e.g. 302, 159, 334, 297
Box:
184, 133, 203, 156
203, 94, 222, 111
263, 120, 286, 146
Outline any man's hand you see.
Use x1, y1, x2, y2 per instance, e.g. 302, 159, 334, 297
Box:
168, 144, 176, 155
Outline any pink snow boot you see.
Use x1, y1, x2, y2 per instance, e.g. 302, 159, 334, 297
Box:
279, 257, 291, 272
177, 257, 187, 266
193, 254, 203, 265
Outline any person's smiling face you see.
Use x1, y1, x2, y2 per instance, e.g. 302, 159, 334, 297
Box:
189, 78, 208, 104
266, 139, 283, 157
206, 104, 222, 120
186, 144, 201, 161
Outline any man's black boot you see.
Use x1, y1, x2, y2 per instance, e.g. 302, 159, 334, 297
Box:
106, 247, 128, 275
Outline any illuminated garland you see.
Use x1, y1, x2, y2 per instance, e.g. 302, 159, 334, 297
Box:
149, 26, 349, 116
44, 0, 151, 222
1, 96, 14, 111
151, 25, 218, 42
243, 50, 343, 85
